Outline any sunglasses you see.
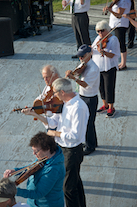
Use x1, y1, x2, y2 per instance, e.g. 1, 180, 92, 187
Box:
97, 29, 105, 33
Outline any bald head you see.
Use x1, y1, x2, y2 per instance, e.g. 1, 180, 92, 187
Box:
42, 65, 60, 86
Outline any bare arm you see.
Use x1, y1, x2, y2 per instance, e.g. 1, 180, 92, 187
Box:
47, 130, 61, 137
21, 108, 48, 125
106, 7, 125, 18
123, 14, 137, 28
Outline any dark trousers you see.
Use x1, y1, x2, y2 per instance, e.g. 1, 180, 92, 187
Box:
80, 95, 98, 149
61, 144, 86, 207
115, 27, 127, 53
100, 67, 116, 103
72, 12, 91, 49
128, 0, 135, 45
128, 21, 135, 45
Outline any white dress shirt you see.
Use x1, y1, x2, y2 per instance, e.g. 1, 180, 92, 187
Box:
79, 59, 100, 97
109, 0, 131, 28
65, 0, 90, 14
46, 94, 89, 148
92, 35, 121, 72
36, 85, 51, 101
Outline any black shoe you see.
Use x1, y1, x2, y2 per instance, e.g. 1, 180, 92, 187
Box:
83, 148, 95, 156
82, 143, 86, 148
128, 42, 134, 49
71, 55, 78, 59
95, 143, 98, 148
119, 65, 127, 70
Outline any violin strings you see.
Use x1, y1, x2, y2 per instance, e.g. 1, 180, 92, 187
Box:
9, 163, 35, 177
9, 157, 48, 177
102, 0, 109, 15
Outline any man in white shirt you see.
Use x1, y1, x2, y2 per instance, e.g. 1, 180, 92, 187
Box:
0, 178, 30, 207
62, 0, 91, 57
21, 78, 89, 207
34, 64, 61, 117
65, 44, 100, 155
36, 64, 60, 101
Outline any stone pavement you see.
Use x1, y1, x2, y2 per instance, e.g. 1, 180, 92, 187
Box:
0, 12, 137, 207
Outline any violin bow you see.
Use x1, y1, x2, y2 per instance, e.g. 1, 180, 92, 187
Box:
133, 0, 137, 17
38, 84, 50, 129
9, 162, 38, 177
35, 71, 55, 127
9, 156, 48, 177
102, 0, 109, 15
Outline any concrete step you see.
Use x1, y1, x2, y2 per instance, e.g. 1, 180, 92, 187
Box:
53, 4, 110, 29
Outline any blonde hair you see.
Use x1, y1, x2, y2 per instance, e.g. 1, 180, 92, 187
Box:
95, 20, 111, 34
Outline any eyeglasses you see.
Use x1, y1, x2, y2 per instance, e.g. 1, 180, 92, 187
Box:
33, 148, 42, 155
53, 90, 60, 96
97, 29, 105, 34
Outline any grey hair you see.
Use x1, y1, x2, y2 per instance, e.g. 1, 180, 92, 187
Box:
52, 78, 72, 93
41, 65, 60, 77
95, 20, 111, 33
0, 178, 16, 203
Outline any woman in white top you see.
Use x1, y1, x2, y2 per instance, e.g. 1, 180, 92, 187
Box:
103, 0, 131, 70
92, 20, 120, 117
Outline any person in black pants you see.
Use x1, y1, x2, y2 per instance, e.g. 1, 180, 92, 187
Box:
62, 0, 91, 57
65, 44, 100, 155
21, 78, 89, 207
127, 0, 135, 48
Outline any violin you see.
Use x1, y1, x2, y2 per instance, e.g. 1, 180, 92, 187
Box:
67, 51, 93, 79
13, 87, 64, 115
126, 10, 136, 19
9, 156, 48, 185
103, 0, 120, 15
72, 61, 87, 76
13, 96, 64, 114
96, 37, 109, 57
41, 86, 54, 102
97, 37, 108, 49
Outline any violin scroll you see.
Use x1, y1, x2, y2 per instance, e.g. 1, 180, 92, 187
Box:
72, 62, 87, 76
14, 156, 48, 186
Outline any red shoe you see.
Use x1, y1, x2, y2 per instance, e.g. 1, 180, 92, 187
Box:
97, 105, 109, 113
106, 108, 116, 118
